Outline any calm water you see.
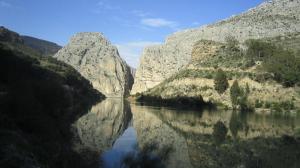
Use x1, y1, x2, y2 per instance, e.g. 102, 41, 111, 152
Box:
72, 98, 300, 168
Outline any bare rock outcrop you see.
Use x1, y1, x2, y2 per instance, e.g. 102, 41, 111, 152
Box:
131, 0, 300, 94
54, 32, 133, 97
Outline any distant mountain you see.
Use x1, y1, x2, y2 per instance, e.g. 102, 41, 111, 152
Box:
0, 26, 61, 56
21, 35, 62, 56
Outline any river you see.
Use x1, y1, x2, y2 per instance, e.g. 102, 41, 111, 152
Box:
72, 98, 300, 168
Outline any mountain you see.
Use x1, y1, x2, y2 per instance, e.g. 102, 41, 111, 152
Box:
0, 26, 61, 56
131, 0, 300, 95
54, 32, 134, 97
21, 35, 61, 56
0, 26, 23, 43
132, 0, 300, 111
0, 28, 105, 168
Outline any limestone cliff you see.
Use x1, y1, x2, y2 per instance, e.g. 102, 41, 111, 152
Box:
132, 0, 300, 94
54, 32, 133, 97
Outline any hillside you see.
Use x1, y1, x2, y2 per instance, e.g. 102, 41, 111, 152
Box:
132, 0, 300, 95
136, 34, 300, 112
22, 35, 61, 56
0, 26, 61, 56
0, 28, 105, 168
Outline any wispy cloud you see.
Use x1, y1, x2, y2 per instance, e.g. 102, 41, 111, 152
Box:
0, 1, 11, 8
141, 18, 179, 29
131, 10, 151, 17
116, 41, 161, 68
92, 0, 120, 14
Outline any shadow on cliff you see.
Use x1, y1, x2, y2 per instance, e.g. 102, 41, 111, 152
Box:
0, 43, 105, 168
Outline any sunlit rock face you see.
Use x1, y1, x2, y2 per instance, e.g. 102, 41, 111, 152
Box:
54, 32, 133, 97
72, 99, 132, 154
131, 104, 193, 168
131, 0, 300, 94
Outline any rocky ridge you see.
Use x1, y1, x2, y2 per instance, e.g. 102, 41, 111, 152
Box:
131, 0, 300, 94
0, 26, 61, 56
54, 32, 133, 97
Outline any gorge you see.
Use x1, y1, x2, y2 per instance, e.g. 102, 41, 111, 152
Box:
1, 0, 300, 168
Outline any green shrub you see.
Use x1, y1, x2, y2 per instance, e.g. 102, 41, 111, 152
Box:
278, 100, 295, 111
271, 103, 283, 114
255, 99, 264, 108
245, 39, 300, 87
230, 80, 252, 111
214, 69, 229, 94
264, 101, 272, 108
263, 49, 300, 87
230, 80, 241, 108
245, 39, 276, 61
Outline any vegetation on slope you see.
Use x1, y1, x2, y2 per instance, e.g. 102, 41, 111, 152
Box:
0, 26, 61, 56
136, 35, 300, 111
21, 35, 62, 56
0, 41, 105, 168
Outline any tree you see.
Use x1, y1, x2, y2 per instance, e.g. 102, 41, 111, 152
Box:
245, 39, 275, 61
230, 80, 252, 111
263, 49, 300, 87
213, 121, 228, 146
214, 69, 229, 94
230, 80, 241, 108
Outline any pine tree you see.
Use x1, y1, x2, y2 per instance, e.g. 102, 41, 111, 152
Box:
214, 69, 229, 94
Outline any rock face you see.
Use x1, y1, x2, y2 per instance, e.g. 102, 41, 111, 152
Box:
54, 32, 133, 97
131, 0, 300, 94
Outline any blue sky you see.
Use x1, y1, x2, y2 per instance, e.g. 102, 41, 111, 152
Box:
0, 0, 263, 67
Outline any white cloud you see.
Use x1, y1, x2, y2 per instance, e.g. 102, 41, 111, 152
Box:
93, 0, 120, 13
141, 18, 178, 29
131, 10, 150, 17
116, 41, 161, 68
0, 1, 11, 8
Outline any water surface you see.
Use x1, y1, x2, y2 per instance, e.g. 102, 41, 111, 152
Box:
73, 99, 300, 168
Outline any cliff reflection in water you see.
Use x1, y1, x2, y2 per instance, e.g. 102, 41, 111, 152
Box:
72, 98, 132, 161
133, 104, 300, 168
72, 99, 300, 168
131, 104, 193, 168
